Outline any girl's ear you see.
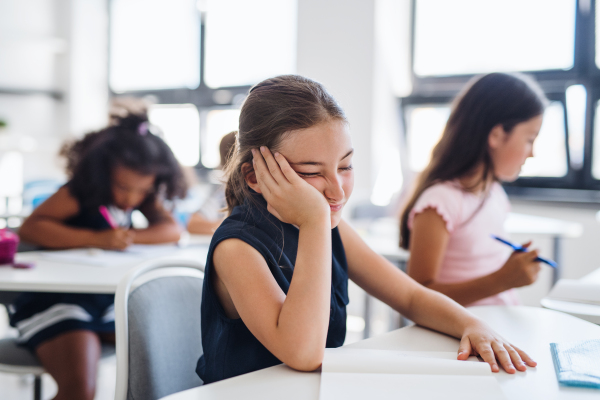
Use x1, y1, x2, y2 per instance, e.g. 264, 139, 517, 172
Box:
241, 162, 262, 194
488, 124, 506, 150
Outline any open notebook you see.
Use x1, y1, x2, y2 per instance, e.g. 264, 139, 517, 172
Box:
320, 349, 505, 400
38, 244, 180, 267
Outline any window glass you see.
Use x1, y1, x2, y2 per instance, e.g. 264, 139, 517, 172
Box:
414, 0, 576, 77
565, 84, 586, 169
591, 102, 600, 179
404, 102, 568, 177
148, 104, 200, 167
204, 0, 297, 88
202, 109, 240, 168
110, 0, 200, 92
596, 1, 600, 69
404, 105, 450, 171
520, 102, 567, 177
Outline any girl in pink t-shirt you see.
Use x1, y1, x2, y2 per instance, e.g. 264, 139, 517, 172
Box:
400, 73, 546, 307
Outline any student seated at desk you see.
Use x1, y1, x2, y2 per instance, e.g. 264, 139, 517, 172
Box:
400, 73, 544, 307
12, 114, 187, 400
197, 75, 537, 385
186, 131, 236, 235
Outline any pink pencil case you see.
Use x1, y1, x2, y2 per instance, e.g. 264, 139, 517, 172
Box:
0, 229, 19, 264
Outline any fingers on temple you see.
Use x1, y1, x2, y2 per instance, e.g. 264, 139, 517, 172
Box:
273, 152, 299, 183
252, 149, 276, 191
491, 342, 516, 374
260, 147, 287, 184
478, 345, 499, 373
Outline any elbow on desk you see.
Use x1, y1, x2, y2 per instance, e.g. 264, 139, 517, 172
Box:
280, 347, 324, 372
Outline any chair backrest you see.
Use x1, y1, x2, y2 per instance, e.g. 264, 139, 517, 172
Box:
114, 259, 205, 400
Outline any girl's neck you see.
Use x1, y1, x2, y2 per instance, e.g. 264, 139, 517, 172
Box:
458, 163, 494, 195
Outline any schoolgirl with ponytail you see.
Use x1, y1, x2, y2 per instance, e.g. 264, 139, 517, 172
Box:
197, 75, 537, 385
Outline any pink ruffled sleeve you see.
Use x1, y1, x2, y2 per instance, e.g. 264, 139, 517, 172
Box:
407, 183, 462, 233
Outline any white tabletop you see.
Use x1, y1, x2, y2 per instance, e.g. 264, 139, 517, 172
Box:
161, 306, 600, 400
504, 213, 583, 238
540, 267, 600, 324
0, 239, 210, 294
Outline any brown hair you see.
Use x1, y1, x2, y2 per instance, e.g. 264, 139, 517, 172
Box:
399, 72, 547, 249
219, 131, 237, 168
224, 75, 347, 214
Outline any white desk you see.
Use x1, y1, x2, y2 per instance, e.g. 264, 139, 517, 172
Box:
161, 306, 600, 400
541, 267, 600, 325
0, 238, 210, 294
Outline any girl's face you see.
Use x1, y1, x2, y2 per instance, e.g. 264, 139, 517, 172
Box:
488, 115, 543, 182
111, 165, 156, 210
278, 119, 354, 228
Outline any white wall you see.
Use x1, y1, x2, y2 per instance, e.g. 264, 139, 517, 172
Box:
0, 0, 108, 185
297, 0, 376, 206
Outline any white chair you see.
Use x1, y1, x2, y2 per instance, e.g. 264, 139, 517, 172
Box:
114, 258, 205, 400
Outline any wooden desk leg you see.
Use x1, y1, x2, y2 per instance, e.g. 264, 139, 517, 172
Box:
552, 236, 561, 286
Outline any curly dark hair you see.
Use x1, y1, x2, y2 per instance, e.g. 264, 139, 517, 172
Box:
60, 113, 187, 211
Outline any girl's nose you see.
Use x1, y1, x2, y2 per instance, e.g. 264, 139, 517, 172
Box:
324, 176, 345, 202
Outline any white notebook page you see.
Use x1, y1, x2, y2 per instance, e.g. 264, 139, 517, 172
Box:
320, 349, 505, 400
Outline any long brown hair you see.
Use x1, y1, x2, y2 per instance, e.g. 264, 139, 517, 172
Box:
399, 72, 547, 249
224, 75, 347, 214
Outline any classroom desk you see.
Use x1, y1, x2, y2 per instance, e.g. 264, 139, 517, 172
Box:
160, 306, 600, 400
0, 238, 210, 295
540, 266, 600, 325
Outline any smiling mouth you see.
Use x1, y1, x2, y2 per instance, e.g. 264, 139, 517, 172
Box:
330, 204, 343, 212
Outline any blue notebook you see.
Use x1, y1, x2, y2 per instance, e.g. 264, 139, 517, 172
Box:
550, 339, 600, 389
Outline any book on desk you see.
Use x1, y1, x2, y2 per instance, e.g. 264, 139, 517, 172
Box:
320, 348, 505, 400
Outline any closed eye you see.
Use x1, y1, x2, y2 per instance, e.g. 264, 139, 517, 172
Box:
297, 172, 319, 177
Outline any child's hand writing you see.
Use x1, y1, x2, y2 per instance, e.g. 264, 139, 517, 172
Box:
458, 320, 537, 373
495, 242, 541, 289
252, 147, 330, 228
96, 228, 135, 250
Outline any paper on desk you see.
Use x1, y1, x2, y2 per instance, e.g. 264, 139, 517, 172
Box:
320, 349, 505, 400
322, 349, 488, 375
39, 244, 179, 267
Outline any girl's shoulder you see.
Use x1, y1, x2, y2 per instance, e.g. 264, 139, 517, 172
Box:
420, 180, 465, 198
408, 181, 465, 233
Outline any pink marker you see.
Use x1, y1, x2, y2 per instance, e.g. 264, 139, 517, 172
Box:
99, 205, 118, 229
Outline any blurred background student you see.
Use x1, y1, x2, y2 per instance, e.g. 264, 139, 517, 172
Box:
11, 114, 186, 400
400, 73, 545, 307
186, 131, 236, 235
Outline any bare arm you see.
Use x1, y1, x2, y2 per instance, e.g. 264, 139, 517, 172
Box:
187, 213, 223, 235
408, 208, 541, 306
210, 147, 333, 371
213, 217, 331, 371
339, 219, 536, 373
134, 200, 182, 244
19, 187, 105, 249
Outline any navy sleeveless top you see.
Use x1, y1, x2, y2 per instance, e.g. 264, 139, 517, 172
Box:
196, 195, 349, 384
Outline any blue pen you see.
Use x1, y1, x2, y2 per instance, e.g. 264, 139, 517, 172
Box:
491, 235, 557, 268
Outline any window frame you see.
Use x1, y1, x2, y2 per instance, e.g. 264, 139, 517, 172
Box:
107, 2, 251, 172
404, 0, 600, 201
